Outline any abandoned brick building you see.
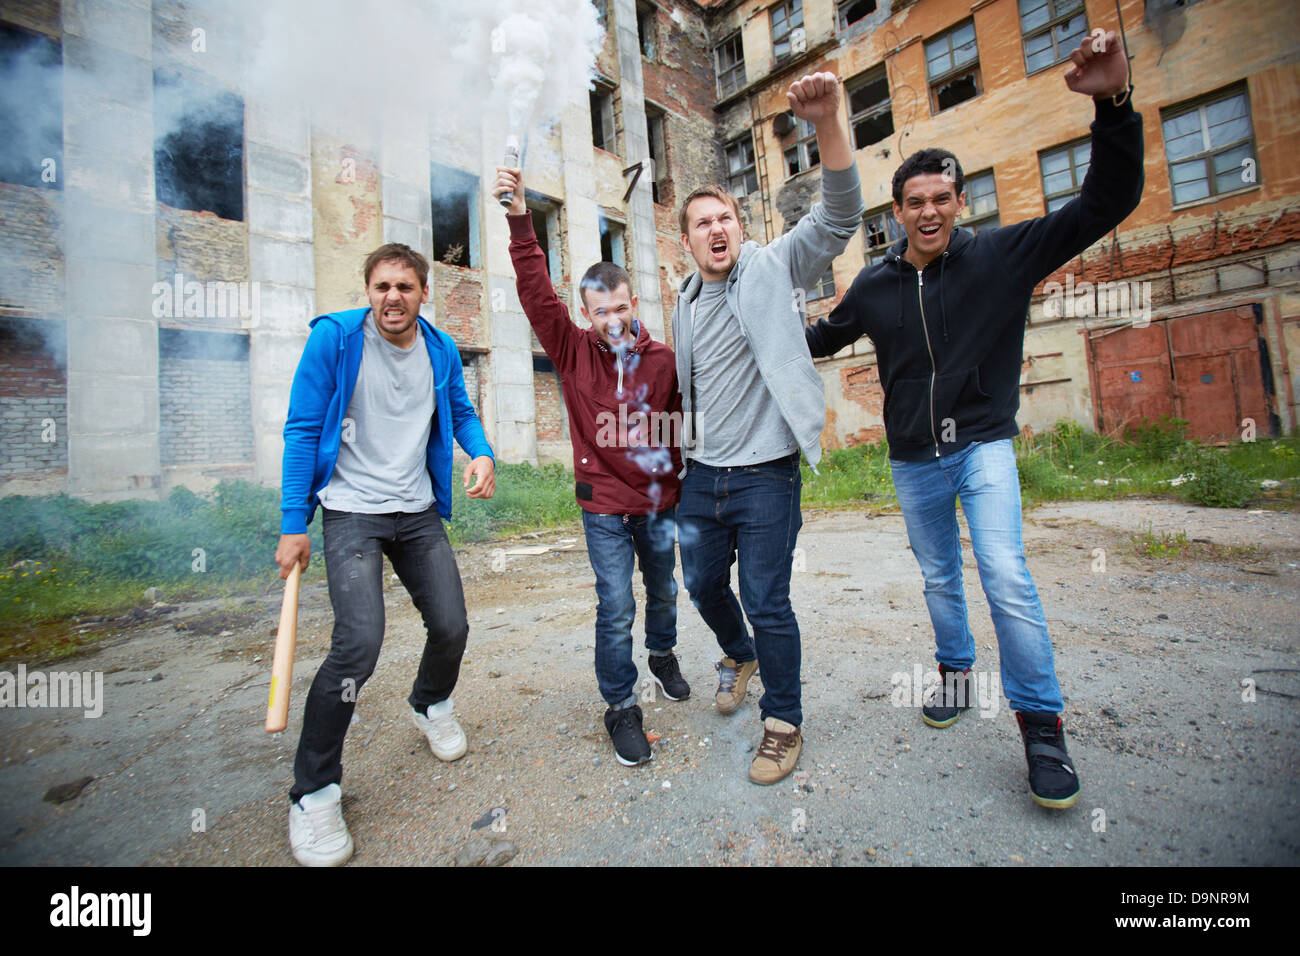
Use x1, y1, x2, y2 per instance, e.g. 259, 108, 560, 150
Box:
1, 0, 1297, 500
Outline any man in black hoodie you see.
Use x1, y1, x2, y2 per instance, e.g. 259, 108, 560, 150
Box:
806, 30, 1142, 809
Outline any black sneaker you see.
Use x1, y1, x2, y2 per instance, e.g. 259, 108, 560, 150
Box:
604, 704, 652, 767
648, 652, 691, 701
922, 663, 973, 728
1016, 710, 1081, 809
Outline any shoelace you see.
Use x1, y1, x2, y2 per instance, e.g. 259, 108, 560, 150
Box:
756, 727, 797, 762
426, 713, 461, 744
1023, 721, 1071, 770
304, 802, 346, 842
715, 660, 737, 692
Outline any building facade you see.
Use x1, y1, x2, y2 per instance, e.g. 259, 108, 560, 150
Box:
1, 0, 1297, 502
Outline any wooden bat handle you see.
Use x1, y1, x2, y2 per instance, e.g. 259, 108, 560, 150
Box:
265, 562, 301, 733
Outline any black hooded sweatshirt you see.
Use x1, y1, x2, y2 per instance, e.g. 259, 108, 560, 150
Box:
805, 96, 1144, 461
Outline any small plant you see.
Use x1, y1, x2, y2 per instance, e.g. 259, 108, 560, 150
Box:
1123, 415, 1189, 461
1132, 522, 1190, 558
1176, 445, 1255, 508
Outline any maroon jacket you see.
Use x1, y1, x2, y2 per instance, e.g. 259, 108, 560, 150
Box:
508, 213, 682, 515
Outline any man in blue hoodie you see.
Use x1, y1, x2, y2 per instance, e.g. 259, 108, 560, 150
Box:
274, 243, 495, 865
805, 32, 1142, 809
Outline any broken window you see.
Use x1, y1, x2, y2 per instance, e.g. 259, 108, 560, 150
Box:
1161, 84, 1257, 206
770, 0, 804, 63
925, 19, 981, 114
715, 32, 745, 99
153, 69, 243, 221
847, 66, 893, 150
1039, 138, 1091, 212
1020, 0, 1088, 74
837, 0, 877, 32
960, 170, 999, 233
862, 205, 902, 265
430, 164, 479, 267
0, 24, 62, 190
809, 266, 836, 301
725, 135, 758, 198
599, 215, 626, 269
590, 83, 617, 153
528, 195, 562, 284
784, 116, 819, 178
645, 104, 666, 204
637, 2, 656, 59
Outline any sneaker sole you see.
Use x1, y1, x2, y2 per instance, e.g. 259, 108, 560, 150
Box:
651, 672, 690, 702
613, 749, 652, 767
921, 711, 962, 729
1031, 789, 1080, 809
292, 837, 354, 867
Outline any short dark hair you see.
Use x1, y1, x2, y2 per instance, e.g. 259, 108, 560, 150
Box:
891, 148, 964, 206
678, 184, 742, 236
579, 261, 633, 309
363, 243, 430, 288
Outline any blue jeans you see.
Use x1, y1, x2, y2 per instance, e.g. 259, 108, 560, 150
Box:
291, 506, 469, 801
888, 439, 1064, 714
580, 507, 679, 706
677, 453, 803, 726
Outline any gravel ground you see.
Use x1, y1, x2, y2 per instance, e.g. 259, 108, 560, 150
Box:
1, 499, 1297, 866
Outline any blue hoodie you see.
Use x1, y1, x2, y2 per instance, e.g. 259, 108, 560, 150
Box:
279, 307, 494, 534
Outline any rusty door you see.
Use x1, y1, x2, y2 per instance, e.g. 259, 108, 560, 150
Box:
1086, 305, 1273, 441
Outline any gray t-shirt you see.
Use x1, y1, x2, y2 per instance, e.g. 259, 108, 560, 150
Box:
688, 279, 798, 466
317, 312, 435, 513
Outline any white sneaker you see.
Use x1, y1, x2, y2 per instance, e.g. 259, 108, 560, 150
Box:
412, 698, 468, 761
288, 783, 354, 867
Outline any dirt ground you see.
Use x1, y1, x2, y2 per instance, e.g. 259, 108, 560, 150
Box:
1, 498, 1297, 867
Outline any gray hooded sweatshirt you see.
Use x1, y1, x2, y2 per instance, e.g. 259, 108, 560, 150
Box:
671, 164, 865, 474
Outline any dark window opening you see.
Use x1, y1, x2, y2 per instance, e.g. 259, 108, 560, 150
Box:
599, 215, 626, 268
934, 72, 979, 111
590, 86, 616, 153
430, 164, 479, 267
848, 68, 893, 149
645, 105, 666, 205
153, 69, 244, 220
637, 2, 655, 59
838, 0, 877, 31
0, 24, 62, 190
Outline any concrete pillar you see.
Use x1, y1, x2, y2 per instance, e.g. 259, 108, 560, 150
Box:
61, 0, 160, 500
480, 122, 535, 465
611, 0, 664, 341
245, 98, 315, 487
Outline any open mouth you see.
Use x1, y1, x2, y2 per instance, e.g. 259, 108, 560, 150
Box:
709, 238, 728, 257
918, 223, 941, 239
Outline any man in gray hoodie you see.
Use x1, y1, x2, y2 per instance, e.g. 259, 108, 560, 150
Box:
673, 71, 865, 784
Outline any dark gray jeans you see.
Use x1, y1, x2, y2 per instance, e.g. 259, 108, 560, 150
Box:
290, 505, 469, 801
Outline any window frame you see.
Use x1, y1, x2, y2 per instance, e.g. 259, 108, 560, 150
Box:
724, 135, 758, 198
959, 169, 999, 234
770, 0, 805, 65
925, 18, 981, 115
1160, 84, 1260, 208
715, 31, 746, 99
862, 204, 902, 266
589, 82, 618, 155
1038, 137, 1091, 213
1018, 0, 1089, 77
783, 116, 820, 179
836, 0, 878, 34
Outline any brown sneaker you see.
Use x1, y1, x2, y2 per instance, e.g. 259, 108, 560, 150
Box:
714, 657, 758, 714
748, 717, 802, 785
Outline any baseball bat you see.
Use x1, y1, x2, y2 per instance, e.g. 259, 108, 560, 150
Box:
265, 562, 301, 733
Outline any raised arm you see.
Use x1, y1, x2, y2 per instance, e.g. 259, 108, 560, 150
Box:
778, 72, 866, 292
492, 166, 582, 376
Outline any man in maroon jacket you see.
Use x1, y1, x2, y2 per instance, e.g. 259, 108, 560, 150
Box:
493, 167, 685, 767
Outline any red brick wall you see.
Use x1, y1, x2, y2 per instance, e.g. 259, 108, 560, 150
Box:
533, 368, 564, 441
434, 263, 484, 349
0, 183, 62, 315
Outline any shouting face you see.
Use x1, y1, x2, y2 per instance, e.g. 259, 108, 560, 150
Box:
366, 259, 428, 347
580, 282, 638, 349
681, 195, 743, 281
893, 173, 966, 270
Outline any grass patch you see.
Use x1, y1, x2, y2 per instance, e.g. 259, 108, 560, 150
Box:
1, 465, 579, 633
1131, 523, 1191, 558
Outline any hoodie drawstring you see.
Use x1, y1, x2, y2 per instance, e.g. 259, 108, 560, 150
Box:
616, 353, 624, 394
939, 252, 949, 343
